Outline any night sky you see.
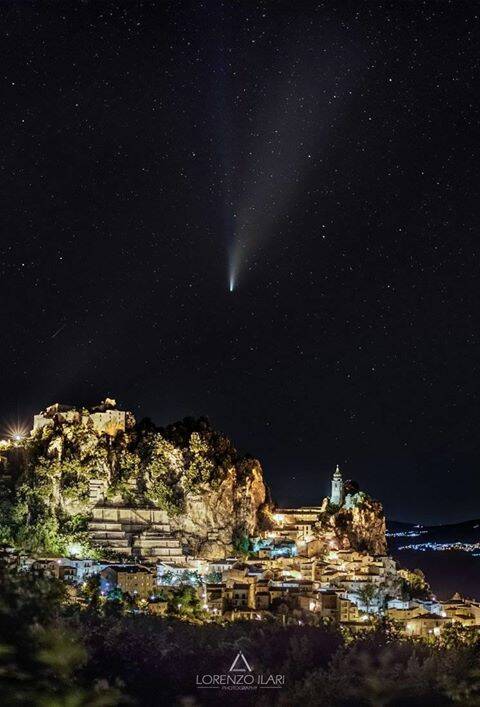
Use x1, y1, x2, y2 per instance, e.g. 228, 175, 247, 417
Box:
1, 1, 478, 524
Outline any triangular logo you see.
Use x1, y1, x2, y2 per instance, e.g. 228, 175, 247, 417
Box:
229, 651, 252, 673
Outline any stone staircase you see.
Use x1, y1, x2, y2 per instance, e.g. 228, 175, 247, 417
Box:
89, 479, 108, 504
88, 519, 132, 555
132, 530, 184, 560
87, 507, 185, 561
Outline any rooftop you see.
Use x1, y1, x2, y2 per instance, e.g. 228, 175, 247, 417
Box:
106, 565, 152, 574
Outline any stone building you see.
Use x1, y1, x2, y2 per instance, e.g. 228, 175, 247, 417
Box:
100, 565, 155, 598
204, 583, 226, 613
440, 595, 480, 625
298, 590, 360, 623
405, 612, 449, 638
89, 398, 128, 436
331, 464, 344, 506
32, 398, 132, 437
225, 582, 254, 609
33, 404, 79, 432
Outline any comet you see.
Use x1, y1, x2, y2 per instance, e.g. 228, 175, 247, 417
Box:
229, 264, 235, 291
224, 42, 354, 291
228, 248, 239, 292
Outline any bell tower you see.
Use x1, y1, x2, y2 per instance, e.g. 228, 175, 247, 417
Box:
331, 464, 344, 506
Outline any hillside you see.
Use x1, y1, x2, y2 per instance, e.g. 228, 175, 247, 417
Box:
388, 519, 480, 545
387, 519, 480, 599
0, 400, 388, 560
0, 402, 267, 557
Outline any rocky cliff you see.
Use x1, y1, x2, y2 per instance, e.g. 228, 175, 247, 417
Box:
0, 401, 388, 560
330, 497, 387, 555
0, 406, 267, 557
285, 492, 388, 557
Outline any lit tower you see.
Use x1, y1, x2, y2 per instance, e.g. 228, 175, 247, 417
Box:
330, 464, 344, 506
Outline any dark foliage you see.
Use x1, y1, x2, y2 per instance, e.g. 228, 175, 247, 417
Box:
2, 568, 480, 706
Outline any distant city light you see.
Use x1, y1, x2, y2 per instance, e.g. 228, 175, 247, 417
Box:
386, 530, 427, 538
398, 541, 480, 553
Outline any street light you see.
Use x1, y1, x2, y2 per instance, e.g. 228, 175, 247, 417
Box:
6, 424, 28, 443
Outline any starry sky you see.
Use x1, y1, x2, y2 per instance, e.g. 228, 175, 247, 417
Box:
1, 1, 478, 524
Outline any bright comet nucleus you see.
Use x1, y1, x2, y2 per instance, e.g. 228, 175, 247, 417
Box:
228, 244, 239, 292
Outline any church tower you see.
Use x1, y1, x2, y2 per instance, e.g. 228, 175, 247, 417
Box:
330, 464, 344, 506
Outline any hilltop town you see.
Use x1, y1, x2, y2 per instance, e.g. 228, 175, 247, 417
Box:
1, 399, 479, 638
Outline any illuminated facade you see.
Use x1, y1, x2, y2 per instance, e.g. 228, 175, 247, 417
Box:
331, 465, 344, 506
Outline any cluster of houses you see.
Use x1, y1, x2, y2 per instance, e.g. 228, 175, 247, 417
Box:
188, 553, 480, 636
4, 545, 479, 638
2, 448, 479, 638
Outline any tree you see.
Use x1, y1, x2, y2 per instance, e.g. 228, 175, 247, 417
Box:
104, 597, 126, 617
356, 582, 378, 614
160, 569, 175, 585
179, 570, 201, 586
233, 526, 251, 557
0, 566, 119, 705
83, 573, 102, 611
107, 586, 123, 602
170, 585, 203, 617
204, 570, 222, 583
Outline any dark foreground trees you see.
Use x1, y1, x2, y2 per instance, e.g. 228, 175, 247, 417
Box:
76, 617, 480, 707
1, 567, 480, 706
0, 568, 121, 705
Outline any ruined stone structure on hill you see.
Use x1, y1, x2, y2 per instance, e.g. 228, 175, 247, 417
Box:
33, 398, 134, 437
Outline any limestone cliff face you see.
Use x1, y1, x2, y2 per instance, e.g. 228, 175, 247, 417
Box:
169, 463, 266, 558
25, 418, 117, 516
310, 494, 387, 556
5, 402, 385, 560
332, 499, 387, 555
16, 409, 267, 556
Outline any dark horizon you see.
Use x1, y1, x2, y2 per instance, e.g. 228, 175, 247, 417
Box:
1, 1, 479, 526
